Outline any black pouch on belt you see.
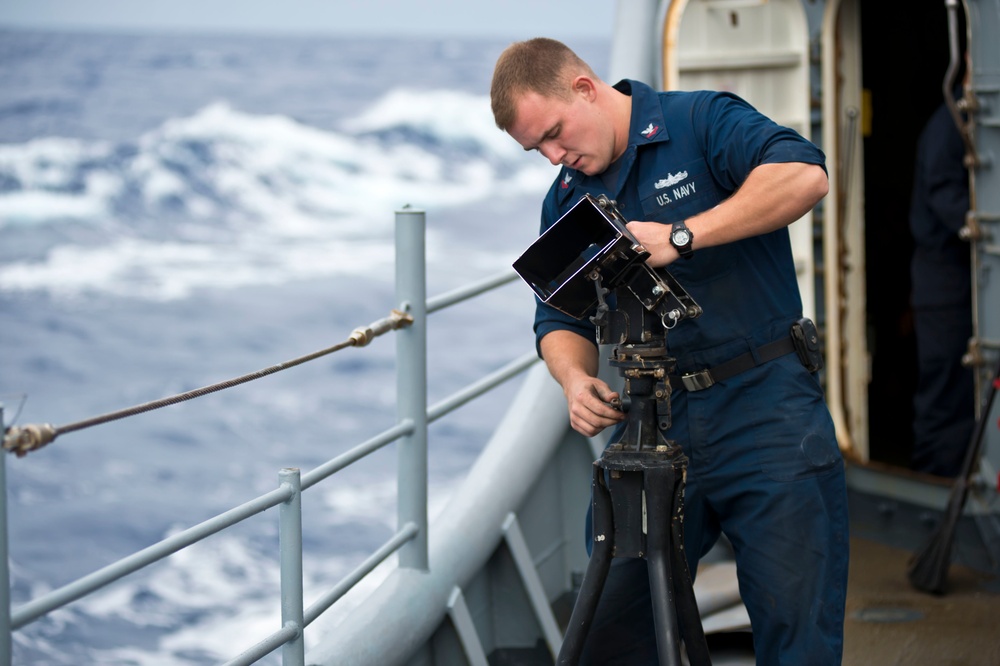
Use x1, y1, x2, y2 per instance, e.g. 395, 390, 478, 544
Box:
790, 317, 823, 373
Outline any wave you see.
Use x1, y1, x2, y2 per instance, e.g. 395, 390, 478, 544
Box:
0, 88, 555, 300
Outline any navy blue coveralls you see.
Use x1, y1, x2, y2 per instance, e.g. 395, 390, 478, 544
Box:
909, 97, 975, 478
532, 80, 849, 665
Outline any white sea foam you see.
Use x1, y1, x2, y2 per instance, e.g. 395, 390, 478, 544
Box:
0, 233, 397, 300
341, 87, 526, 160
0, 190, 106, 224
76, 533, 325, 664
0, 92, 554, 300
68, 475, 463, 665
0, 138, 119, 225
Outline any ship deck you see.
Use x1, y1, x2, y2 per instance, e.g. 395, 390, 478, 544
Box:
706, 535, 1000, 666
842, 535, 1000, 666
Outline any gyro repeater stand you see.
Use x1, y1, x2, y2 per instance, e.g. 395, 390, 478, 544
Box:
513, 194, 711, 666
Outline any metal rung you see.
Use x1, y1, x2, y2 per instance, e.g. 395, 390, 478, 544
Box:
503, 513, 564, 657
447, 587, 489, 666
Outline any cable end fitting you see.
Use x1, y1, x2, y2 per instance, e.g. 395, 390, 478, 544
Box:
3, 423, 58, 457
349, 309, 414, 347
389, 308, 414, 329
349, 326, 375, 347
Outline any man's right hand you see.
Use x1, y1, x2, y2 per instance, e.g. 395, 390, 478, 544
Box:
539, 330, 625, 437
562, 375, 625, 437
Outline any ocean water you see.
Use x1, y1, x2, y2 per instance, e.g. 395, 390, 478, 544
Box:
0, 29, 609, 664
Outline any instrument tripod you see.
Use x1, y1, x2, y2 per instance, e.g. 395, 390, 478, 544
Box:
556, 282, 711, 666
509, 192, 711, 665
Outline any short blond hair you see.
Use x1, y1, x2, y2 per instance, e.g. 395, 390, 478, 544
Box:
490, 38, 596, 132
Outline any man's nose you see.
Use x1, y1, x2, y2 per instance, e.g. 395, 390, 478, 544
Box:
540, 143, 565, 166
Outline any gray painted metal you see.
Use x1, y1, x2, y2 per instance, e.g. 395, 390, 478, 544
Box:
0, 411, 9, 666
224, 468, 307, 666
609, 0, 662, 85
301, 421, 413, 491
396, 207, 430, 572
427, 270, 518, 314
502, 513, 563, 656
299, 423, 423, 627
305, 362, 569, 666
279, 468, 305, 665
11, 483, 294, 631
303, 522, 419, 627
224, 625, 300, 666
968, 0, 1000, 481
428, 351, 537, 423
447, 587, 490, 666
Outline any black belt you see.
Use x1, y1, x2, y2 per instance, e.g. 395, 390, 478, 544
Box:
668, 336, 796, 392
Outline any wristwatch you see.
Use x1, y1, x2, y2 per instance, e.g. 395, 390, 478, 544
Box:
669, 219, 694, 259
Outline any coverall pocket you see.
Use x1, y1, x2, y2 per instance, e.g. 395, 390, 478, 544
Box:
750, 355, 841, 482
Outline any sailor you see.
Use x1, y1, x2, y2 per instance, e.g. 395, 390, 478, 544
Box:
908, 79, 975, 478
491, 38, 848, 665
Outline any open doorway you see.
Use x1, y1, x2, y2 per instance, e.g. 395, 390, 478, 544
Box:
861, 0, 968, 468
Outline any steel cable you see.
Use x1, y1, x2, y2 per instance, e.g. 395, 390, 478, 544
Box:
2, 309, 412, 457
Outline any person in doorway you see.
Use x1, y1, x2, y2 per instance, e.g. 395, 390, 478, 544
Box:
909, 77, 975, 478
491, 38, 849, 665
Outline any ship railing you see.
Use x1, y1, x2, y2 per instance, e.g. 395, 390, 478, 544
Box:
0, 206, 540, 666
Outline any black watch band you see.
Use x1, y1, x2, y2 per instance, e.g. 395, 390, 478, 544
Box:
670, 219, 694, 259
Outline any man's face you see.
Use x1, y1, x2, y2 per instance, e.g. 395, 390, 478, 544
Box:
507, 82, 617, 177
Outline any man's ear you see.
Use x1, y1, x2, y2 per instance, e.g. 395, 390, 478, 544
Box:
571, 75, 598, 101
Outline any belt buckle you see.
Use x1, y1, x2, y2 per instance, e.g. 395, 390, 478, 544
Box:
681, 369, 715, 392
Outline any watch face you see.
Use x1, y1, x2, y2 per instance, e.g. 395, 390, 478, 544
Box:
673, 229, 691, 246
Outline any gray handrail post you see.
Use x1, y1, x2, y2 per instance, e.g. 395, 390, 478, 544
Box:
279, 467, 304, 666
395, 206, 429, 570
0, 407, 10, 666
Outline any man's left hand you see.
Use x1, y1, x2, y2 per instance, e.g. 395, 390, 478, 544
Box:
626, 221, 678, 267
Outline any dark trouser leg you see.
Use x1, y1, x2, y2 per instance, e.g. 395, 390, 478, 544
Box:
722, 464, 849, 666
912, 306, 975, 477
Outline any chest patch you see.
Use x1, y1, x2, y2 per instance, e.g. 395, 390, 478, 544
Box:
638, 157, 718, 223
652, 170, 696, 206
